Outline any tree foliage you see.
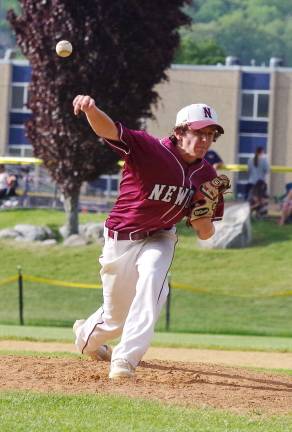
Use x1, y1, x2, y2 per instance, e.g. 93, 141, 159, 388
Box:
7, 1, 190, 194
181, 0, 292, 66
7, 0, 190, 233
175, 35, 225, 65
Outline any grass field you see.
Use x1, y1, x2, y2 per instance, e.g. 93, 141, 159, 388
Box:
1, 209, 292, 335
1, 324, 292, 352
1, 391, 292, 432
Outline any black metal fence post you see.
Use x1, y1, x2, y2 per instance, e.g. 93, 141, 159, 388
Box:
165, 273, 171, 331
17, 266, 24, 326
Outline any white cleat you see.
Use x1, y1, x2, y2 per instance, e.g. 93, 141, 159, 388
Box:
109, 358, 135, 379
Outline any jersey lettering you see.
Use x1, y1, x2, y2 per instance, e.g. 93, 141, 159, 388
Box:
162, 186, 177, 202
148, 184, 167, 200
148, 184, 192, 206
175, 187, 190, 205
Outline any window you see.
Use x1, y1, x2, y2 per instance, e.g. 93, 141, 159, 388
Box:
8, 145, 33, 158
241, 91, 269, 119
257, 94, 269, 117
11, 86, 25, 109
11, 84, 31, 111
241, 94, 254, 117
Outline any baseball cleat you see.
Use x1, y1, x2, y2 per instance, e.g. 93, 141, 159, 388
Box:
88, 345, 112, 362
109, 358, 135, 379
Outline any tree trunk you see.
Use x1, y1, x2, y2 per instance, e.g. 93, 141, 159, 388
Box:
63, 187, 80, 236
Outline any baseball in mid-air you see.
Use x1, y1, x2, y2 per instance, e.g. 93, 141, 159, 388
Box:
56, 40, 73, 58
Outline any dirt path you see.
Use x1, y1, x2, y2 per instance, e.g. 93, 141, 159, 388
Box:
1, 341, 292, 415
1, 340, 292, 369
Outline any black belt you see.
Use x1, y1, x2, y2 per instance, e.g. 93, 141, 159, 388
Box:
107, 227, 171, 241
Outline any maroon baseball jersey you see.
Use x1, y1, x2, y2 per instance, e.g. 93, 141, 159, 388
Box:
104, 123, 219, 233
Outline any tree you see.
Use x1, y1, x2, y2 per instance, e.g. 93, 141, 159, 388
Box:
175, 35, 225, 64
181, 0, 292, 66
7, 0, 190, 235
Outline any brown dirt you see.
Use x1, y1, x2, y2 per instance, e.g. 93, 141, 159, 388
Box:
1, 342, 292, 415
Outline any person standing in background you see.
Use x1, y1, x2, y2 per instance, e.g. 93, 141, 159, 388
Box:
0, 164, 9, 199
205, 149, 224, 170
246, 147, 269, 200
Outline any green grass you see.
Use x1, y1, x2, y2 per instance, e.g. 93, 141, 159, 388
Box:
0, 208, 105, 230
1, 209, 292, 335
1, 325, 292, 353
1, 392, 292, 432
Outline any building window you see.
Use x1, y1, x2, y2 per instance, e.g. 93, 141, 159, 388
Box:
257, 94, 269, 117
241, 91, 269, 119
241, 94, 254, 117
8, 145, 33, 158
11, 84, 31, 112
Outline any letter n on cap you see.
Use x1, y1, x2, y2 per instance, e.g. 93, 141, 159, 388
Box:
203, 107, 212, 118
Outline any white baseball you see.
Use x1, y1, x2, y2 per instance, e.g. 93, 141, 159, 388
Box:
56, 40, 73, 58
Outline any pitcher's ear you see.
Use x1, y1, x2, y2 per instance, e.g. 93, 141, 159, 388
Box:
213, 131, 221, 142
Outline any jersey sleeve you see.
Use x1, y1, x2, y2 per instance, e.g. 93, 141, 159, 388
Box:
104, 122, 157, 159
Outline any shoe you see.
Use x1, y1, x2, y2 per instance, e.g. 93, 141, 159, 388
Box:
109, 358, 135, 379
88, 345, 112, 362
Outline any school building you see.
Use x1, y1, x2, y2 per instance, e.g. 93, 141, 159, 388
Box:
1, 54, 292, 197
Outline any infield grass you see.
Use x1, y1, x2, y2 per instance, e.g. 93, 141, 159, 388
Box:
1, 209, 292, 336
1, 324, 292, 352
1, 392, 292, 432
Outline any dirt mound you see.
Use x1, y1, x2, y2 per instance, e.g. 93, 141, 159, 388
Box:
1, 355, 292, 415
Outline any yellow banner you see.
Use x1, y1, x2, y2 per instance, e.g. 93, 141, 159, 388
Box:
1, 274, 292, 297
22, 274, 102, 289
0, 157, 42, 165
0, 275, 18, 286
222, 164, 292, 173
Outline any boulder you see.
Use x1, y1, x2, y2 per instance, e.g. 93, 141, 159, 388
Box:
197, 203, 252, 249
63, 234, 88, 247
14, 224, 54, 241
0, 228, 20, 239
79, 222, 104, 243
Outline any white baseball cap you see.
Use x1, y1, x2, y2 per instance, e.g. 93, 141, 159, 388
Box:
175, 103, 224, 134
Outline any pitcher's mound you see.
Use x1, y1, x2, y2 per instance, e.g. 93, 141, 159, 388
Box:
1, 355, 292, 414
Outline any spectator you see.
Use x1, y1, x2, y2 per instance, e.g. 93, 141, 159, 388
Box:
19, 167, 33, 207
249, 179, 269, 219
0, 164, 9, 199
246, 147, 269, 201
278, 188, 292, 225
205, 149, 224, 170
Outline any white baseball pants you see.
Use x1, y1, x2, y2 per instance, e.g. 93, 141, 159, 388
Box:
74, 226, 177, 367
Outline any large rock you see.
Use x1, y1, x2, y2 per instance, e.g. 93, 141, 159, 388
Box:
14, 224, 54, 242
197, 203, 252, 249
79, 222, 104, 243
63, 234, 88, 247
0, 228, 20, 239
60, 222, 104, 243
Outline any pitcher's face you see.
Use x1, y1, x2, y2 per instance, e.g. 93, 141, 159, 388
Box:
175, 126, 217, 163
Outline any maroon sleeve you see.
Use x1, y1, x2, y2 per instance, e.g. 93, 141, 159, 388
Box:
104, 122, 157, 159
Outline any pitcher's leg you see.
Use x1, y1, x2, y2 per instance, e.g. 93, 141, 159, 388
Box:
74, 236, 141, 356
112, 230, 177, 367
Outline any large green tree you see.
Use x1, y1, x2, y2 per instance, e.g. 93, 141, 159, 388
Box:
182, 0, 292, 66
7, 0, 190, 235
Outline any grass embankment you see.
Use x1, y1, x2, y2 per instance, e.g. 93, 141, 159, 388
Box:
1, 209, 292, 336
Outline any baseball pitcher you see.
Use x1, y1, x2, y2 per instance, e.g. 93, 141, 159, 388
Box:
72, 97, 230, 379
